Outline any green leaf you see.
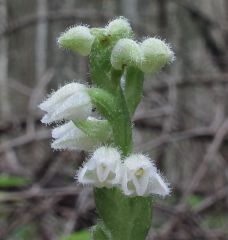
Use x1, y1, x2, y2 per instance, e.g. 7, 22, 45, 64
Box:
61, 230, 90, 240
0, 175, 31, 188
124, 67, 144, 116
74, 118, 112, 142
94, 188, 152, 240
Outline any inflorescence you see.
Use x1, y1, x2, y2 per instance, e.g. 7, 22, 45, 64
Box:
39, 16, 174, 198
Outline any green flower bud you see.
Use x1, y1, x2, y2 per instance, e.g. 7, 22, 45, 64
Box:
58, 26, 95, 56
140, 38, 175, 73
111, 39, 143, 70
106, 17, 133, 40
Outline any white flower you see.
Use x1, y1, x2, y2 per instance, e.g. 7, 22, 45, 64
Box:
121, 154, 170, 197
39, 83, 92, 124
51, 121, 98, 151
77, 146, 122, 188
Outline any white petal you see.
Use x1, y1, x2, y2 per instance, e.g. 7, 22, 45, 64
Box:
148, 172, 170, 196
39, 83, 85, 111
124, 154, 155, 172
132, 170, 150, 196
43, 91, 92, 123
52, 121, 75, 139
121, 170, 134, 196
109, 163, 122, 185
51, 126, 96, 151
77, 166, 97, 185
96, 163, 111, 182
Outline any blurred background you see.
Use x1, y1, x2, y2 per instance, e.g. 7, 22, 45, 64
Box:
0, 0, 228, 239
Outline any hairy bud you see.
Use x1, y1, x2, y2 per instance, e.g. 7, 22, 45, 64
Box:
58, 26, 95, 56
140, 38, 174, 73
111, 39, 143, 70
106, 17, 133, 40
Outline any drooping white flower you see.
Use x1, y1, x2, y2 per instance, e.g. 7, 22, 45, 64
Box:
77, 146, 122, 188
51, 121, 98, 151
39, 83, 92, 124
121, 154, 170, 197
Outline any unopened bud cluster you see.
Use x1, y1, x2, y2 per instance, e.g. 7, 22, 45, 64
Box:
77, 146, 170, 197
58, 17, 174, 74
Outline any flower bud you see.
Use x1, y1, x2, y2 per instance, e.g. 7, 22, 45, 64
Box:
77, 146, 122, 187
39, 83, 92, 124
140, 38, 174, 73
58, 26, 95, 56
106, 17, 133, 40
51, 121, 97, 151
121, 154, 170, 197
111, 39, 143, 70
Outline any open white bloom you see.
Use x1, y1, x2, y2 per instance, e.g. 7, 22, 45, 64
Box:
39, 83, 92, 124
121, 154, 170, 197
77, 146, 122, 188
51, 121, 97, 151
